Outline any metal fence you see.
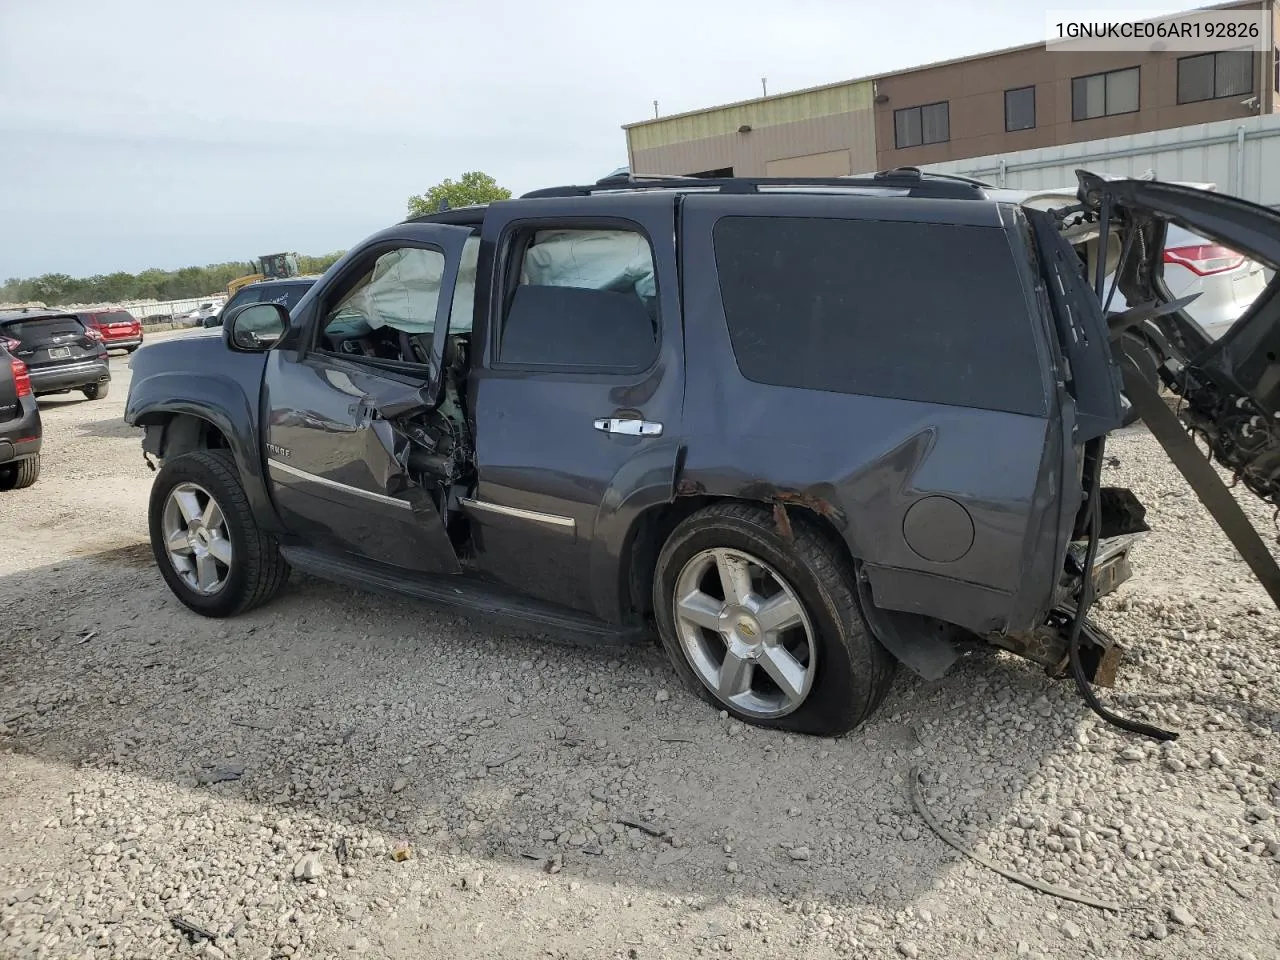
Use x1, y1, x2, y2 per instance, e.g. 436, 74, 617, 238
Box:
122, 295, 227, 320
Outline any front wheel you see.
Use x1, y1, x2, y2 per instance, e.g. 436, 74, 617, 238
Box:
148, 449, 290, 617
653, 502, 896, 736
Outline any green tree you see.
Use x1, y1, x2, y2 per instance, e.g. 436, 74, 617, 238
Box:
0, 251, 352, 307
406, 171, 511, 217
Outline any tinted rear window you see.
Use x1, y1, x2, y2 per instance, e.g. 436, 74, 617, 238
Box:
711, 216, 1047, 416
1, 316, 85, 340
96, 310, 135, 324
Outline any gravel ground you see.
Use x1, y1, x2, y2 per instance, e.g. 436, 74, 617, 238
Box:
1, 350, 1278, 960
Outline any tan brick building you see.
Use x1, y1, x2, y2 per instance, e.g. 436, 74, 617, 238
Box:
623, 0, 1279, 178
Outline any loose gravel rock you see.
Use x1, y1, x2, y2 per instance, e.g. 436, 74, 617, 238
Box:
1, 354, 1278, 958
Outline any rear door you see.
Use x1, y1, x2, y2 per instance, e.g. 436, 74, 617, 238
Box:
465, 193, 684, 618
0, 315, 99, 371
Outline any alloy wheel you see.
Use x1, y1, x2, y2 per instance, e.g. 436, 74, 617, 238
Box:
161, 481, 234, 595
671, 547, 817, 719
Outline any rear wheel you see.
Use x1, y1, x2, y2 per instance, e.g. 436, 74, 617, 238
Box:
653, 502, 895, 736
148, 449, 290, 617
0, 455, 40, 490
83, 380, 109, 401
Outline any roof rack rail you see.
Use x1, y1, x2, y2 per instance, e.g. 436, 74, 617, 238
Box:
521, 170, 991, 201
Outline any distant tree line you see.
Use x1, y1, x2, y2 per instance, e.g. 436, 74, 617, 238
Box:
0, 252, 346, 306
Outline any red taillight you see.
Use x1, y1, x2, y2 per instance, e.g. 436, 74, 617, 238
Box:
1163, 244, 1247, 276
11, 358, 31, 398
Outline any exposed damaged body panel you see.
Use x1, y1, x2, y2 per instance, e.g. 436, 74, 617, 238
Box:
1070, 171, 1280, 610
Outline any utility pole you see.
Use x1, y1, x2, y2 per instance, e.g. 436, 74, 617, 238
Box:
653, 99, 659, 118
761, 77, 768, 97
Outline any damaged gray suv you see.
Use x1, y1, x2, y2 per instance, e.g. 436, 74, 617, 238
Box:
124, 168, 1280, 738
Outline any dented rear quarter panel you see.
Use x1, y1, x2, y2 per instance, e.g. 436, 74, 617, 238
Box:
675, 195, 1078, 635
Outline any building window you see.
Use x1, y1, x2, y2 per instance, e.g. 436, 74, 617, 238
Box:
1071, 66, 1140, 120
1177, 50, 1254, 104
1005, 85, 1036, 131
893, 101, 949, 148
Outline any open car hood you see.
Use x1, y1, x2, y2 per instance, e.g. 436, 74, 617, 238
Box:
1052, 170, 1280, 610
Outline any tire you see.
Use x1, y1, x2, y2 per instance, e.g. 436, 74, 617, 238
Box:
83, 380, 110, 401
148, 449, 290, 617
0, 455, 40, 490
653, 502, 896, 736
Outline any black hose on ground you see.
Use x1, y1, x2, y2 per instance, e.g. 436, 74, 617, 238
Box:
1068, 437, 1179, 742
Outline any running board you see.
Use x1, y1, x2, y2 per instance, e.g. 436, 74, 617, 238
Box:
279, 546, 652, 646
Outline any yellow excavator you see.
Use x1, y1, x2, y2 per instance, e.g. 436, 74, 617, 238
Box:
226, 252, 300, 298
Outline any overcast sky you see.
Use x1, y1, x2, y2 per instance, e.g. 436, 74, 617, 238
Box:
0, 0, 1188, 279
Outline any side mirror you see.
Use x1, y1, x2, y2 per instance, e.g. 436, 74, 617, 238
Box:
225, 302, 289, 352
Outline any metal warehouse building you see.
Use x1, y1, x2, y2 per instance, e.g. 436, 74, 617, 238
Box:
622, 0, 1280, 177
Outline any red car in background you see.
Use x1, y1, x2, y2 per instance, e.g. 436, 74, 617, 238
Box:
73, 308, 144, 353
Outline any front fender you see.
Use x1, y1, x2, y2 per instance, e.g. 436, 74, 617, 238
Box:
126, 358, 283, 534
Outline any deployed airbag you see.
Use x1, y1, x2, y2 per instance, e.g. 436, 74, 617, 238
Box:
521, 229, 656, 299
330, 247, 447, 336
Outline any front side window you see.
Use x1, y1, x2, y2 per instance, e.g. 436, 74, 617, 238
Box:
893, 101, 949, 148
1005, 85, 1036, 131
319, 246, 448, 364
497, 226, 658, 370
1072, 66, 1140, 120
1177, 50, 1254, 104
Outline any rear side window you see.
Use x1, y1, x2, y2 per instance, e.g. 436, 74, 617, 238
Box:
711, 216, 1046, 415
498, 227, 659, 370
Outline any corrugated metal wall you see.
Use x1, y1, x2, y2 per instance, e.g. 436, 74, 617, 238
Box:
907, 112, 1280, 207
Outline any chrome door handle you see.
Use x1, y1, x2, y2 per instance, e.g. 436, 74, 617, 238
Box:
593, 417, 663, 437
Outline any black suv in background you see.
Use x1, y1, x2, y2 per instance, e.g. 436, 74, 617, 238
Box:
125, 170, 1280, 737
202, 277, 318, 328
0, 338, 41, 489
0, 309, 111, 400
